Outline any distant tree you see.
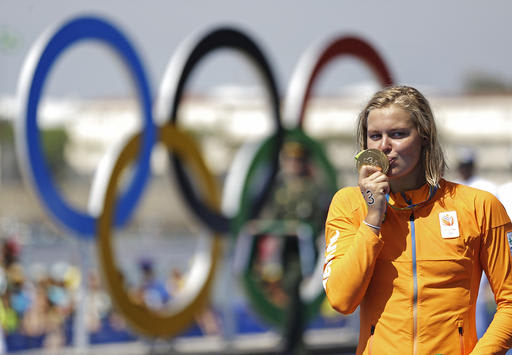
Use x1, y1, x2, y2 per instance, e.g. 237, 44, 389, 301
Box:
463, 70, 512, 94
0, 120, 20, 181
0, 120, 68, 181
40, 127, 68, 179
0, 119, 13, 142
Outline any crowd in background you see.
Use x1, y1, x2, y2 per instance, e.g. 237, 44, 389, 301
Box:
0, 234, 227, 353
0, 237, 135, 353
0, 237, 75, 350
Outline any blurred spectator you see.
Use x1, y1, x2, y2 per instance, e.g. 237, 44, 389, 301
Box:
21, 275, 49, 337
7, 263, 31, 322
2, 238, 20, 269
42, 262, 74, 350
134, 258, 170, 310
497, 147, 512, 217
498, 185, 512, 217
169, 269, 220, 336
245, 141, 333, 353
253, 234, 287, 305
252, 141, 331, 289
266, 141, 330, 229
85, 270, 111, 333
455, 146, 497, 195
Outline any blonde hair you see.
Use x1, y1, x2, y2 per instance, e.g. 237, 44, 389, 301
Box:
356, 85, 446, 187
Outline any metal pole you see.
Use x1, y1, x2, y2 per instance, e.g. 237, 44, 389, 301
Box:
73, 237, 92, 354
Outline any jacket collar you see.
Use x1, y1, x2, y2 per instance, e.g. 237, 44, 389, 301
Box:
387, 180, 441, 209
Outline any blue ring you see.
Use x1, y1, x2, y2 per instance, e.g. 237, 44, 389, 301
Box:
23, 16, 155, 237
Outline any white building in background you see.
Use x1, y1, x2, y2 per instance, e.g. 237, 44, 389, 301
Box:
1, 91, 512, 221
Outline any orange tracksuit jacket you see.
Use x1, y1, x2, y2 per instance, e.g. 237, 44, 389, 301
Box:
323, 179, 512, 354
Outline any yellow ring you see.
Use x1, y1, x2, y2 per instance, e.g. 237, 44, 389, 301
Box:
97, 124, 222, 338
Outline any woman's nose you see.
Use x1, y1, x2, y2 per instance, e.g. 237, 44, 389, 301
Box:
379, 136, 392, 153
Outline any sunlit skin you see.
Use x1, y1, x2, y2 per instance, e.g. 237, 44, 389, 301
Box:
359, 105, 425, 229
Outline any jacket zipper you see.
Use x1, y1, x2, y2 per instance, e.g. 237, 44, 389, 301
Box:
410, 212, 418, 355
369, 325, 375, 355
458, 324, 465, 355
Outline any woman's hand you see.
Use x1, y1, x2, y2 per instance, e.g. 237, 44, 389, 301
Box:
358, 165, 390, 228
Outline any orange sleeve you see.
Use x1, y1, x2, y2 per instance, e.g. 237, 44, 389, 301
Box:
322, 188, 384, 314
473, 195, 512, 354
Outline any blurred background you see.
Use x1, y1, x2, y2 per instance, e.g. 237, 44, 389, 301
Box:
2, 1, 512, 354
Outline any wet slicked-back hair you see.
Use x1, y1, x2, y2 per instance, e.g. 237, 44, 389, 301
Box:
356, 85, 446, 187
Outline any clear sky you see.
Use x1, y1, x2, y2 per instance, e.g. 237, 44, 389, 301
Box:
2, 1, 512, 98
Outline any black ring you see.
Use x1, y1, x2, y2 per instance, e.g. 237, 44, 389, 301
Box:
160, 27, 283, 233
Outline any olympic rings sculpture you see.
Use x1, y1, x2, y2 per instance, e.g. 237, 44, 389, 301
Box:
16, 15, 393, 338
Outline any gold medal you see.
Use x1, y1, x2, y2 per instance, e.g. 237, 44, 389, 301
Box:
355, 149, 389, 174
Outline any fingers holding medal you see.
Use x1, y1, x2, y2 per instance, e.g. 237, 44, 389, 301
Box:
358, 167, 389, 207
